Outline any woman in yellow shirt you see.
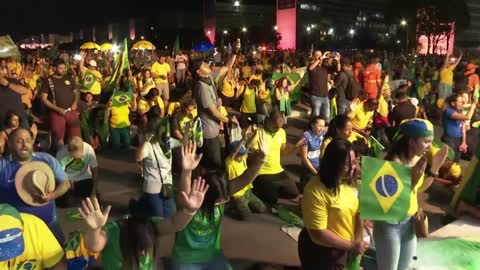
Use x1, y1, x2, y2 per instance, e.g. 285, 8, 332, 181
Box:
374, 119, 439, 270
299, 138, 368, 269
237, 79, 260, 126
221, 70, 238, 108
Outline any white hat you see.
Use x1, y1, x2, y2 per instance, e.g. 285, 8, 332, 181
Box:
88, 60, 97, 67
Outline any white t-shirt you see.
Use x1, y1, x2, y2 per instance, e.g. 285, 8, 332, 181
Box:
142, 141, 172, 194
175, 54, 188, 70
56, 142, 98, 182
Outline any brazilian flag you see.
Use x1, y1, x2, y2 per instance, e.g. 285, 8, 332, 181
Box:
81, 69, 99, 91
111, 82, 134, 108
271, 66, 309, 103
368, 136, 385, 158
105, 38, 129, 93
360, 156, 412, 222
192, 117, 203, 147
417, 238, 480, 269
155, 116, 171, 159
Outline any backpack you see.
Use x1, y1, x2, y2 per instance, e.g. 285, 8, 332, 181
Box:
346, 73, 361, 101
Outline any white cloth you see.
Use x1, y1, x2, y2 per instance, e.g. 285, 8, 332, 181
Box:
175, 54, 188, 70
56, 142, 98, 182
142, 141, 172, 194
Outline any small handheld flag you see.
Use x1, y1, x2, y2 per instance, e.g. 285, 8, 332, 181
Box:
360, 156, 412, 222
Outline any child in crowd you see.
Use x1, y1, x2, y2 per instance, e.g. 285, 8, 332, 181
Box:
226, 126, 266, 220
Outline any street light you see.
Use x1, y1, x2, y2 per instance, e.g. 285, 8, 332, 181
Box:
242, 27, 247, 33
349, 29, 355, 36
234, 1, 240, 7
207, 31, 211, 35
328, 28, 334, 35
141, 36, 144, 39
400, 19, 408, 53
223, 30, 228, 35
274, 25, 278, 31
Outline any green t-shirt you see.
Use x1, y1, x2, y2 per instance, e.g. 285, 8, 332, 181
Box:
172, 206, 224, 264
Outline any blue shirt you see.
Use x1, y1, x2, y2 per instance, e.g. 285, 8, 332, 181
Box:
303, 129, 324, 169
443, 107, 462, 138
0, 152, 67, 226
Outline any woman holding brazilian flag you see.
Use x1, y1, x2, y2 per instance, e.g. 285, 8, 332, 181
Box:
362, 119, 448, 270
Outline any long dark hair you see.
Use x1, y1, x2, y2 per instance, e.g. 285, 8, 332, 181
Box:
385, 135, 411, 162
319, 138, 352, 195
198, 169, 229, 223
120, 216, 158, 270
325, 114, 351, 139
4, 110, 21, 128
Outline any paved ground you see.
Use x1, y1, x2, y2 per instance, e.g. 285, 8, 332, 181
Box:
56, 106, 463, 269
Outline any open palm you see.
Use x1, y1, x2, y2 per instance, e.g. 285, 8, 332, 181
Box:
182, 141, 203, 171
180, 177, 209, 211
78, 197, 111, 231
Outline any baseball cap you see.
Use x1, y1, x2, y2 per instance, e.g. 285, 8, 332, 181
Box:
230, 140, 248, 155
0, 204, 24, 261
88, 60, 97, 67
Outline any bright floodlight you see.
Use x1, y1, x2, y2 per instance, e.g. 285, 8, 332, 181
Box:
274, 25, 278, 31
401, 20, 407, 26
328, 28, 334, 35
306, 26, 311, 31
111, 44, 120, 53
349, 29, 355, 35
234, 1, 240, 7
397, 40, 401, 44
242, 27, 247, 32
207, 31, 211, 35
223, 30, 228, 34
141, 36, 145, 39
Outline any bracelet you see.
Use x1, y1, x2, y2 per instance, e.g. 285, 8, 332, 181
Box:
183, 208, 197, 216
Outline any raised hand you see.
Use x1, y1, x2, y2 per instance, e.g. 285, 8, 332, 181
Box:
430, 144, 448, 175
78, 197, 111, 231
412, 157, 427, 189
180, 177, 209, 212
181, 141, 203, 171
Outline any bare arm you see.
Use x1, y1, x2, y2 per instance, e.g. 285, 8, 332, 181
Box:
0, 78, 29, 95
216, 54, 237, 81
449, 101, 477, 121
229, 149, 266, 195
309, 59, 321, 71
53, 180, 72, 199
300, 144, 317, 175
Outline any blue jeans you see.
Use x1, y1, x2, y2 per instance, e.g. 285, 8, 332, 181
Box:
311, 95, 330, 121
373, 218, 416, 270
136, 192, 176, 218
172, 253, 232, 270
337, 98, 350, 115
438, 83, 453, 99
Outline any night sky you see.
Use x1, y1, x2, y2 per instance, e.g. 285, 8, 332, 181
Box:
1, 0, 275, 36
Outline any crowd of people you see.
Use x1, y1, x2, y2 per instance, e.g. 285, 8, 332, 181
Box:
0, 41, 479, 270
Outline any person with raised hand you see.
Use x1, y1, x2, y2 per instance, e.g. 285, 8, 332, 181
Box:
171, 140, 267, 270
65, 177, 209, 270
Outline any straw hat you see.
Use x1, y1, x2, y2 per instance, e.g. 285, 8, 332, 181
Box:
15, 162, 55, 207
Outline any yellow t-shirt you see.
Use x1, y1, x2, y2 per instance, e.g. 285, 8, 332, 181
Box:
226, 156, 252, 197
256, 128, 286, 175
240, 86, 257, 113
350, 102, 374, 131
249, 74, 263, 83
24, 74, 39, 91
222, 79, 236, 98
377, 95, 389, 118
110, 104, 131, 128
258, 88, 271, 104
440, 65, 455, 85
151, 62, 171, 84
138, 96, 165, 114
139, 78, 155, 96
0, 213, 64, 269
406, 155, 424, 217
302, 179, 359, 246
81, 69, 103, 95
